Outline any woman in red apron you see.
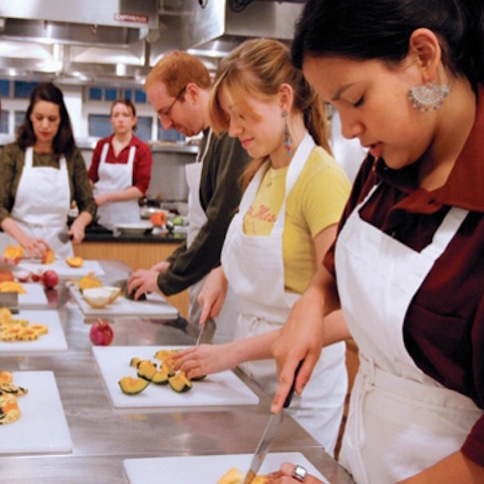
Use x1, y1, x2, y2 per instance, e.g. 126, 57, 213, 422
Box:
88, 99, 152, 231
0, 83, 96, 259
271, 0, 484, 482
174, 39, 351, 454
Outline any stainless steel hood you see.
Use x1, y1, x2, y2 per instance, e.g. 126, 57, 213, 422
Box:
0, 0, 305, 86
150, 0, 305, 64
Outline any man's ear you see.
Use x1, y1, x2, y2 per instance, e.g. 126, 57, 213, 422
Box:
184, 82, 198, 104
408, 28, 442, 83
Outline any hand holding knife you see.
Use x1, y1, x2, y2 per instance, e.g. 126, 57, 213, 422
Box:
243, 361, 303, 484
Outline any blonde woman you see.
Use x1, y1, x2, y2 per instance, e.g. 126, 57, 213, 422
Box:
174, 38, 351, 454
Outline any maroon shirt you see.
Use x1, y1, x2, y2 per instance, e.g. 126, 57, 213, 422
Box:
325, 85, 484, 465
88, 133, 153, 195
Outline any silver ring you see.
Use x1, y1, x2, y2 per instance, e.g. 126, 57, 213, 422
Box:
292, 464, 307, 482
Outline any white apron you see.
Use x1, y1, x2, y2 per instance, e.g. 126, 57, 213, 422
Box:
336, 186, 483, 483
0, 147, 73, 258
185, 130, 239, 339
94, 142, 141, 230
222, 133, 347, 452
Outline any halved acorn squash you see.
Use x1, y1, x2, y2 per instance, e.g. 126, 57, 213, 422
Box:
118, 376, 150, 395
168, 371, 192, 393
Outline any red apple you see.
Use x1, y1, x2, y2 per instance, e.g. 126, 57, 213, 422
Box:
89, 318, 114, 346
42, 269, 59, 289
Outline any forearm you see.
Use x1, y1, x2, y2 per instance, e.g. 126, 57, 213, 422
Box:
102, 186, 144, 203
232, 330, 282, 364
71, 211, 93, 232
1, 217, 27, 244
399, 451, 484, 483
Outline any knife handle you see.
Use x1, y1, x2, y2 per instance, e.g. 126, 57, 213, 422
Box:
283, 360, 303, 408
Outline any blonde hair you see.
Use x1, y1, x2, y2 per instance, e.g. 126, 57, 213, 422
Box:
209, 38, 331, 190
145, 51, 211, 97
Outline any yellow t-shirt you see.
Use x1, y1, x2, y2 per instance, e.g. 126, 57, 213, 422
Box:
243, 147, 351, 294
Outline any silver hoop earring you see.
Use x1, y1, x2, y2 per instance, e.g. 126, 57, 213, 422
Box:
408, 83, 450, 112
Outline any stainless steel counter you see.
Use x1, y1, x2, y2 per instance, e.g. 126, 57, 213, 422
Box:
0, 261, 353, 483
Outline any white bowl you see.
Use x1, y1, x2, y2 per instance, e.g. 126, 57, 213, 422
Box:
115, 223, 153, 235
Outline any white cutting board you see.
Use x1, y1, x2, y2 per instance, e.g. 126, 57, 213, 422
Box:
69, 287, 179, 319
16, 258, 105, 280
0, 309, 68, 355
0, 371, 72, 455
124, 452, 330, 484
17, 283, 48, 307
93, 346, 259, 408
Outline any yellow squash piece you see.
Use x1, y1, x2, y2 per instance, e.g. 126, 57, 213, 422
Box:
218, 468, 269, 484
78, 274, 103, 293
3, 245, 24, 264
65, 256, 83, 268
0, 281, 26, 294
0, 307, 12, 325
41, 249, 55, 264
0, 371, 13, 384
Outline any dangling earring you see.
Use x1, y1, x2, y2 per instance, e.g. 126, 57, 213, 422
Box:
408, 82, 450, 112
283, 110, 293, 154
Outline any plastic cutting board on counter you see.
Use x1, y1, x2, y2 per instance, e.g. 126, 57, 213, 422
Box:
16, 258, 105, 280
0, 371, 72, 455
12, 283, 48, 307
0, 309, 67, 356
93, 345, 259, 409
69, 287, 179, 319
124, 452, 330, 484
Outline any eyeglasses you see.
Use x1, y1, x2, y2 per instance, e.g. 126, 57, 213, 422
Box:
157, 85, 187, 120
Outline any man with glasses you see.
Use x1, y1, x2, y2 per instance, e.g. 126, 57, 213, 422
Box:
128, 51, 250, 339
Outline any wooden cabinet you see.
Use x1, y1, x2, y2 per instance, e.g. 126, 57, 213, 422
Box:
74, 241, 189, 318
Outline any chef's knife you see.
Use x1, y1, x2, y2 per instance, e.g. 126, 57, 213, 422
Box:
243, 361, 303, 484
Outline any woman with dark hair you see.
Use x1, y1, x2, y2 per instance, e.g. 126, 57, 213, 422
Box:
88, 98, 152, 230
269, 0, 484, 482
0, 82, 96, 259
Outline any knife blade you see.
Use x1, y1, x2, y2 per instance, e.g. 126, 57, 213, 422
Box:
57, 231, 73, 243
195, 318, 216, 346
243, 361, 303, 484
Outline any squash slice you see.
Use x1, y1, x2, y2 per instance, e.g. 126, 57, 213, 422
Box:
118, 376, 149, 395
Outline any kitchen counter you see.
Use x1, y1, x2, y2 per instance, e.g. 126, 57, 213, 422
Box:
0, 260, 354, 483
83, 225, 186, 244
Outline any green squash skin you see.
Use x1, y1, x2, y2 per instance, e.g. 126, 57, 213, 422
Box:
191, 375, 207, 381
168, 373, 193, 393
118, 377, 150, 395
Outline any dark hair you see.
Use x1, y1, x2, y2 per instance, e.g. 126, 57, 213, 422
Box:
17, 82, 76, 158
110, 98, 138, 131
292, 0, 484, 89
